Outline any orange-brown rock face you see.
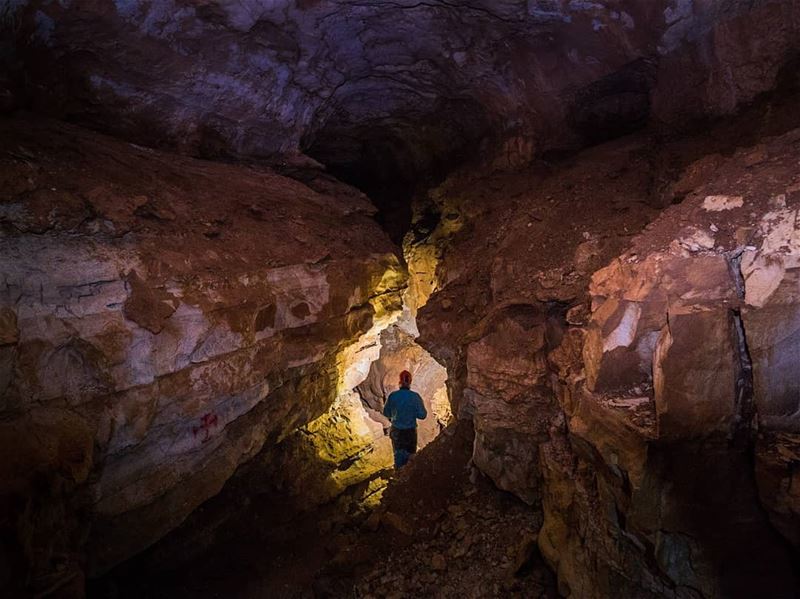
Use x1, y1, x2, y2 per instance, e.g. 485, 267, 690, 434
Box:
2, 2, 800, 596
0, 117, 405, 586
415, 112, 800, 596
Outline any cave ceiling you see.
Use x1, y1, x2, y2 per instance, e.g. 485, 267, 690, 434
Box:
6, 0, 797, 176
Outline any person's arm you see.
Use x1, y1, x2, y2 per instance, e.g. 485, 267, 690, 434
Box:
415, 393, 427, 420
383, 395, 394, 420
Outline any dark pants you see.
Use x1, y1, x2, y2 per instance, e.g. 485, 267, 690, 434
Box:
389, 427, 417, 469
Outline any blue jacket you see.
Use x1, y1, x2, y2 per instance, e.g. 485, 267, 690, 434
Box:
383, 387, 427, 430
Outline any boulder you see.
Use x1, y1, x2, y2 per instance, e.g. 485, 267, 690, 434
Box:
739, 202, 800, 544
463, 307, 557, 503
653, 310, 740, 440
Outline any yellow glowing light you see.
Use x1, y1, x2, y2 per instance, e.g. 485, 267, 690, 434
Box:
297, 259, 406, 502
293, 216, 455, 511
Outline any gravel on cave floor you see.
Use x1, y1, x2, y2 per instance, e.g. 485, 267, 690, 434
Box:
312, 420, 558, 599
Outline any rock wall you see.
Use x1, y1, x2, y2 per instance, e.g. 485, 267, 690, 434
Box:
415, 109, 800, 595
2, 3, 800, 596
0, 116, 405, 590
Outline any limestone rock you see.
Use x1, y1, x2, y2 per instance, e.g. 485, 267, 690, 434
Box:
653, 310, 740, 440
419, 125, 800, 597
548, 129, 800, 596
121, 270, 178, 334
0, 308, 18, 345
678, 226, 716, 251
464, 307, 556, 503
702, 194, 744, 212
737, 193, 800, 545
0, 118, 404, 577
584, 251, 737, 398
6, 0, 799, 172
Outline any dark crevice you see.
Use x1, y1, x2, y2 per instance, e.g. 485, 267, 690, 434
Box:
730, 309, 755, 447
569, 57, 657, 145
725, 252, 797, 571
303, 97, 490, 244
726, 248, 755, 447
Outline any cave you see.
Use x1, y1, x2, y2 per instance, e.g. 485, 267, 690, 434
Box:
2, 1, 800, 598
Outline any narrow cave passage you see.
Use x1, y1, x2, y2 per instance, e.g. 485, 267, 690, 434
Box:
297, 152, 457, 482
89, 173, 557, 599
291, 217, 456, 496
6, 2, 800, 598
300, 102, 486, 456
303, 95, 490, 245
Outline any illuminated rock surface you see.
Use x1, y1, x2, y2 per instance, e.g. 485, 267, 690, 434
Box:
416, 110, 800, 597
0, 117, 404, 582
2, 1, 800, 597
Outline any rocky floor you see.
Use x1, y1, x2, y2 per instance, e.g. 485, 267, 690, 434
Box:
317, 421, 558, 599
350, 478, 553, 599
93, 421, 556, 598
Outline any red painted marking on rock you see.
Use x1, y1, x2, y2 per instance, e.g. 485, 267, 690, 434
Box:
192, 412, 219, 443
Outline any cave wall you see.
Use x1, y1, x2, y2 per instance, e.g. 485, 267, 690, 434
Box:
0, 116, 405, 589
2, 0, 800, 596
415, 110, 800, 595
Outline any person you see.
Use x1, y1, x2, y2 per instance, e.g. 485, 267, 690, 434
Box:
383, 370, 427, 469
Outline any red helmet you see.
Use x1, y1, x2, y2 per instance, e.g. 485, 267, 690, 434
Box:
399, 370, 412, 387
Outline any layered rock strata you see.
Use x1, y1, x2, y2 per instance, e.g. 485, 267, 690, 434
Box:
416, 121, 800, 596
0, 117, 404, 589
